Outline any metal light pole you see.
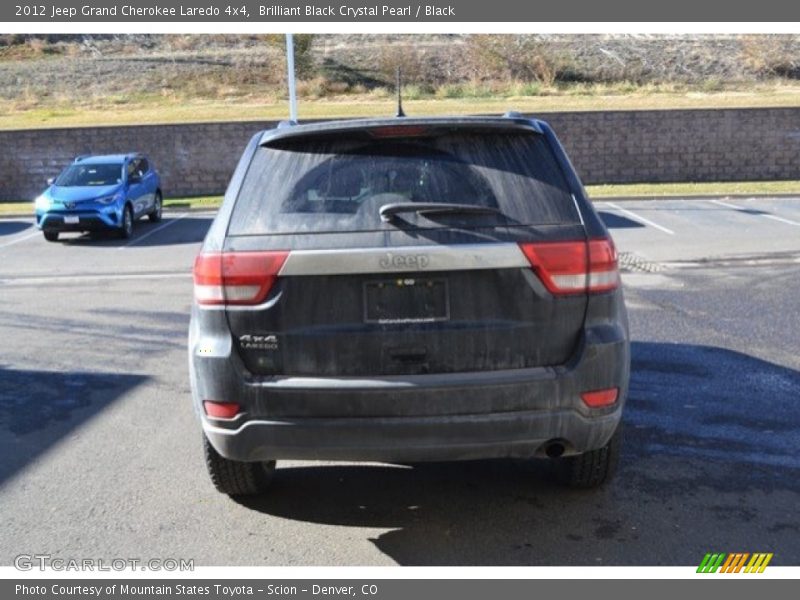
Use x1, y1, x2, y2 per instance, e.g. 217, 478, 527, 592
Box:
285, 33, 298, 123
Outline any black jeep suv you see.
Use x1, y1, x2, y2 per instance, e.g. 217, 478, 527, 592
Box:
189, 114, 630, 495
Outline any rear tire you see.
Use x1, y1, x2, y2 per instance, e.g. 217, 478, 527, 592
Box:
203, 434, 275, 496
553, 423, 622, 488
148, 191, 162, 223
43, 231, 59, 242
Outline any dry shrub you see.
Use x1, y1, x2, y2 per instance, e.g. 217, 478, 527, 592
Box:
375, 44, 429, 86
164, 35, 199, 52
740, 35, 800, 79
0, 34, 26, 47
295, 77, 353, 99
0, 35, 67, 59
465, 35, 567, 86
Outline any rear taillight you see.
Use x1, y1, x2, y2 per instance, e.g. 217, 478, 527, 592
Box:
518, 238, 619, 295
193, 251, 289, 306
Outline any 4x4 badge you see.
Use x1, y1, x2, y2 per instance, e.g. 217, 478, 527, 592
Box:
239, 334, 278, 351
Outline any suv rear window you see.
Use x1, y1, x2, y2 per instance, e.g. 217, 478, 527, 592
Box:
228, 131, 579, 235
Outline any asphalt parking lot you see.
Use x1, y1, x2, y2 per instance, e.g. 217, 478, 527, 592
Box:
1, 197, 799, 566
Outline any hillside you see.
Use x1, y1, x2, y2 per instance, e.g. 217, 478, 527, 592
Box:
1, 34, 799, 128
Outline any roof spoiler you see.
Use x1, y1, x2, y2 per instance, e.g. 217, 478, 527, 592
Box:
259, 116, 543, 147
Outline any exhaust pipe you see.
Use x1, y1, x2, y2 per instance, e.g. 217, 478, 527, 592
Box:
544, 441, 565, 459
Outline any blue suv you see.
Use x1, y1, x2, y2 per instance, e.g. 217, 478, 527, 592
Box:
35, 154, 162, 242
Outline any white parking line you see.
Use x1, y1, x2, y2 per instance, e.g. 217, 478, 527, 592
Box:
763, 214, 800, 227
119, 213, 189, 249
710, 199, 745, 210
710, 199, 800, 226
603, 202, 675, 235
0, 229, 41, 249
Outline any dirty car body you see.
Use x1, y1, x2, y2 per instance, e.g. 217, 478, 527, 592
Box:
189, 115, 630, 494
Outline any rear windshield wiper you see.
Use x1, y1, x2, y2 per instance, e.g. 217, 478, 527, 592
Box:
379, 202, 504, 222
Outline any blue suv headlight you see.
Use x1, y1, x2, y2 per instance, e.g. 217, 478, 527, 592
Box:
34, 195, 51, 210
96, 192, 123, 205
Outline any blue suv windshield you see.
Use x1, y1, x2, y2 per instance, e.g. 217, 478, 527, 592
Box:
55, 163, 123, 187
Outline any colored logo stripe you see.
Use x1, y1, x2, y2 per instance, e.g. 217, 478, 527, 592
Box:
745, 553, 773, 573
697, 553, 773, 573
720, 553, 749, 573
697, 553, 726, 573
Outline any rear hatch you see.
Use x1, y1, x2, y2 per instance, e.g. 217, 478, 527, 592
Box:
201, 121, 602, 377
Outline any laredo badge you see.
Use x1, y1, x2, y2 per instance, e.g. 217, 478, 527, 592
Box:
238, 334, 278, 351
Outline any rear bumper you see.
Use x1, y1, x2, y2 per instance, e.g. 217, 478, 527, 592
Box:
204, 407, 622, 462
191, 319, 630, 463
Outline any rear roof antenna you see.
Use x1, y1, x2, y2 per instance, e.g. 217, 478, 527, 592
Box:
395, 67, 406, 118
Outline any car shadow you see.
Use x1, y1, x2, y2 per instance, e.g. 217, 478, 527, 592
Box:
55, 216, 212, 247
598, 211, 645, 229
0, 307, 189, 355
233, 342, 800, 565
0, 221, 32, 237
0, 366, 148, 486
